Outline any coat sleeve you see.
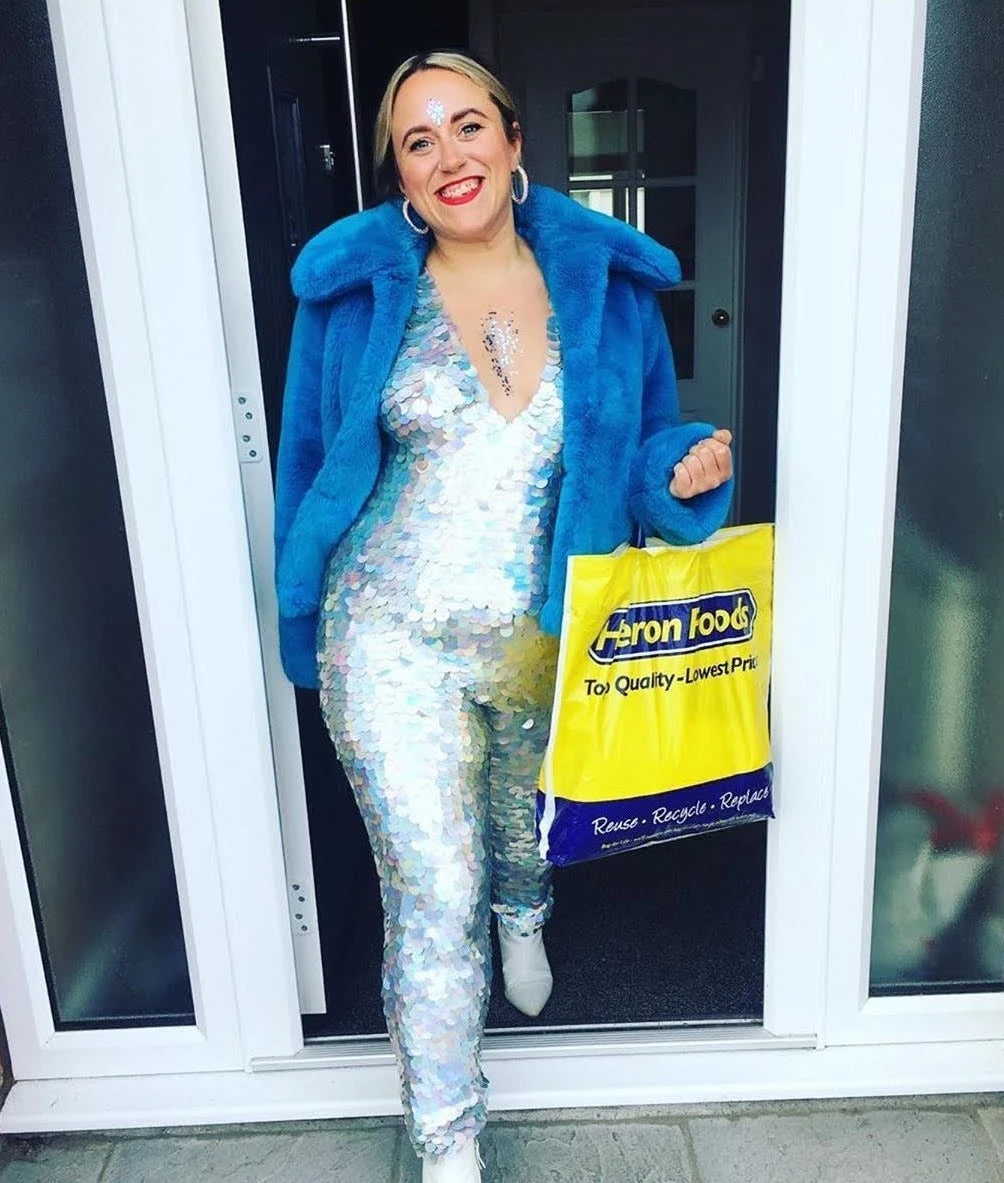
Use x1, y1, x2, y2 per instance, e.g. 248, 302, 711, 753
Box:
273, 299, 330, 689
627, 288, 733, 544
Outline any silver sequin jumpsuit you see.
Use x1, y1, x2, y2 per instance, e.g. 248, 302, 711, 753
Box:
317, 271, 563, 1156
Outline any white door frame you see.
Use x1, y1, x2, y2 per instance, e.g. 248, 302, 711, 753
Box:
181, 0, 346, 1018
3, 0, 1004, 1135
0, 0, 302, 1082
184, 0, 826, 1050
820, 0, 1004, 1046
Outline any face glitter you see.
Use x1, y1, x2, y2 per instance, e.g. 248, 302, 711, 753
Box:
317, 271, 562, 1157
481, 310, 520, 398
425, 97, 446, 127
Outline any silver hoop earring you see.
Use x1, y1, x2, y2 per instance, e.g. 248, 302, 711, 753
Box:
511, 164, 529, 205
401, 198, 429, 235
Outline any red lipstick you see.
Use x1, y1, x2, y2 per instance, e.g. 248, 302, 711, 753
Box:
436, 177, 484, 206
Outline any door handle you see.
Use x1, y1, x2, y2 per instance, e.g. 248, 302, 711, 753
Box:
711, 308, 731, 327
318, 143, 335, 176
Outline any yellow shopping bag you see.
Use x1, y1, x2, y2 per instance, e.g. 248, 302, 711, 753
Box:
537, 524, 774, 866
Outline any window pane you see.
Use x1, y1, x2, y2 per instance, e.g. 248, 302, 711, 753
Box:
638, 78, 697, 178
639, 185, 696, 281
871, 0, 1004, 995
569, 186, 630, 223
658, 290, 695, 382
568, 80, 629, 175
0, 0, 194, 1026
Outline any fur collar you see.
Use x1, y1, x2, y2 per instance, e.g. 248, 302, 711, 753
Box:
291, 184, 681, 301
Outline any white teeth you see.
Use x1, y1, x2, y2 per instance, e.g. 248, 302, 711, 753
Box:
441, 178, 480, 198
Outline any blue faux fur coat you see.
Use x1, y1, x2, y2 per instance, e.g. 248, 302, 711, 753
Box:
274, 185, 732, 688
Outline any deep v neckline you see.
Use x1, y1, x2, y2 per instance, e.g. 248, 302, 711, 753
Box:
423, 270, 558, 426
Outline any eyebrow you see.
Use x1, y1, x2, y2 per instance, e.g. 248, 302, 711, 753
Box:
399, 107, 490, 147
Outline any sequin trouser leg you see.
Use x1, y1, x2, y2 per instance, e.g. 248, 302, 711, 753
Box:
486, 705, 553, 938
319, 623, 552, 1156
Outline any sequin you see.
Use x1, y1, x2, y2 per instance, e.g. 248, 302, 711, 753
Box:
317, 271, 563, 1158
482, 308, 520, 397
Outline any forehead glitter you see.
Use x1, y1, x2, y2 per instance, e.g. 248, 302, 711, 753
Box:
426, 98, 446, 127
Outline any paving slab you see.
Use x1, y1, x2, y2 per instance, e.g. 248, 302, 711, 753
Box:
398, 1122, 694, 1182
689, 1108, 1002, 1183
101, 1127, 401, 1182
978, 1107, 1004, 1163
0, 1138, 111, 1183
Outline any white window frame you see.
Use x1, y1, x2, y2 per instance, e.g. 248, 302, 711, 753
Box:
0, 0, 301, 1079
820, 0, 1004, 1046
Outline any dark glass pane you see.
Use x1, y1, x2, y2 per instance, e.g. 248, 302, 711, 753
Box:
638, 78, 697, 178
658, 290, 695, 382
0, 0, 194, 1026
871, 0, 1004, 995
640, 185, 696, 280
568, 80, 629, 175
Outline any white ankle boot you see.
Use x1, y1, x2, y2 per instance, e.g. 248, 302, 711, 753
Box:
498, 925, 553, 1017
421, 1139, 483, 1182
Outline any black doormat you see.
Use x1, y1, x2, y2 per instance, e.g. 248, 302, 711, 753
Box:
303, 818, 766, 1039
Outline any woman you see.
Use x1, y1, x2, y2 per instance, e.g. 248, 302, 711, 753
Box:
274, 50, 733, 1182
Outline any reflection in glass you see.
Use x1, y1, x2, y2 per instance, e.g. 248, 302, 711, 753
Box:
658, 290, 695, 382
638, 78, 697, 177
570, 187, 629, 223
0, 0, 194, 1025
870, 0, 1004, 995
639, 186, 696, 280
568, 80, 629, 175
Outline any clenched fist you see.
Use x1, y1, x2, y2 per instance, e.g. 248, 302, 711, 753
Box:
669, 428, 733, 499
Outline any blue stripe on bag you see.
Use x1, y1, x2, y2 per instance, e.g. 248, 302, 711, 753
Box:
536, 766, 774, 867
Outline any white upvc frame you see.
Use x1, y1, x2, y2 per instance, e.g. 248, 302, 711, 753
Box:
759, 0, 880, 1042
183, 0, 832, 1060
2, 1035, 1003, 1133
821, 0, 1004, 1045
182, 0, 349, 1019
0, 0, 303, 1079
84, 0, 307, 1063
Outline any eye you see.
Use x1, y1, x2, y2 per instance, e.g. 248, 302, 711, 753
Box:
407, 136, 432, 153
459, 122, 483, 137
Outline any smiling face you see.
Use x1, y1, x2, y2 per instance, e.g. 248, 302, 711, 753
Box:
391, 67, 522, 245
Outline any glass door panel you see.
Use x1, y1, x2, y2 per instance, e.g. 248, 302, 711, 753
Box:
637, 78, 697, 177
570, 186, 630, 223
0, 0, 193, 1027
657, 291, 696, 381
568, 80, 630, 175
871, 0, 1004, 995
639, 185, 697, 280
567, 77, 700, 399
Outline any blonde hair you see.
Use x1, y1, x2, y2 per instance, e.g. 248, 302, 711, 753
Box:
373, 51, 522, 198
